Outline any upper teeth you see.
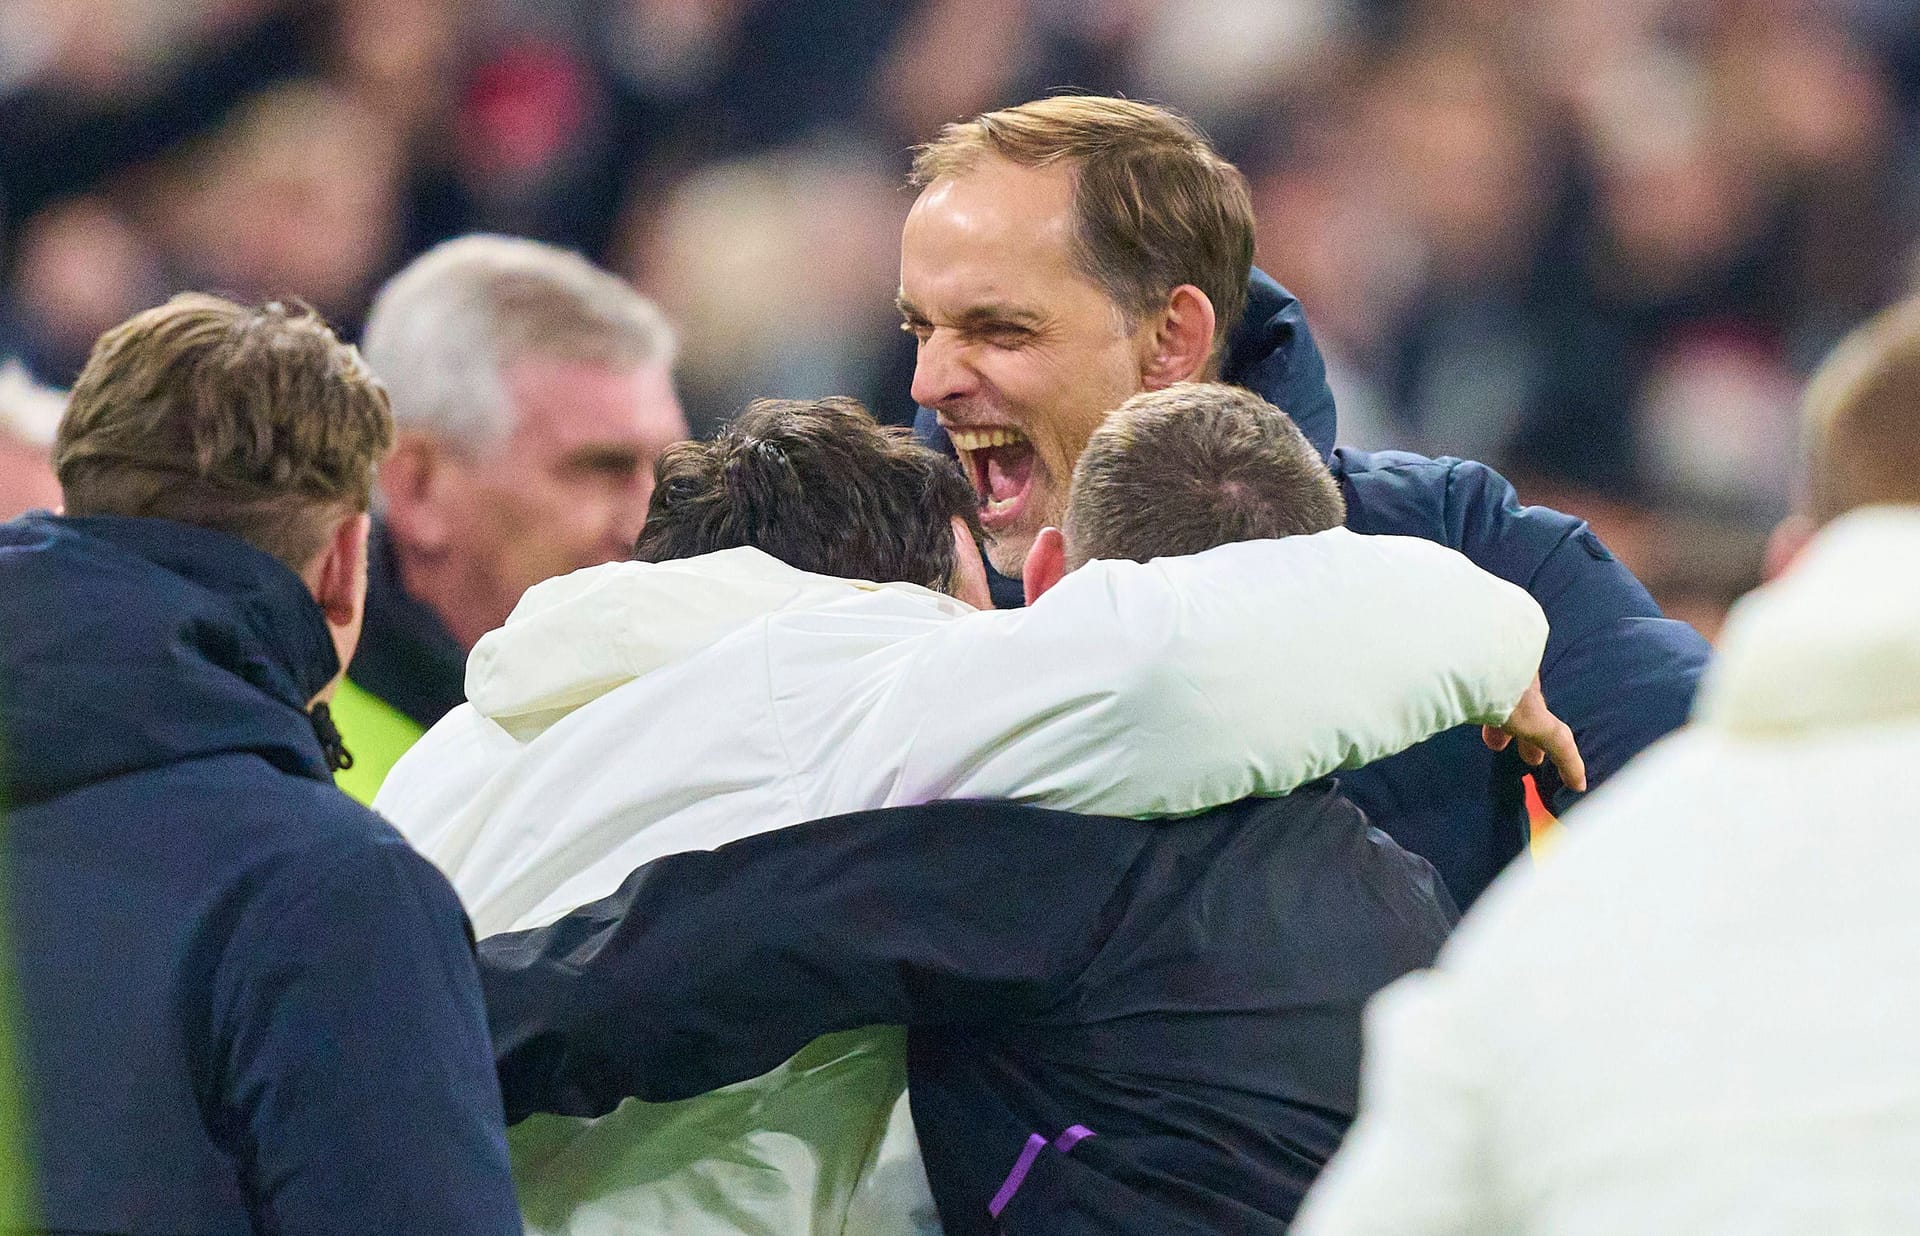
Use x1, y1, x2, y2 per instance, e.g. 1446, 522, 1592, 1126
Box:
948, 427, 1026, 451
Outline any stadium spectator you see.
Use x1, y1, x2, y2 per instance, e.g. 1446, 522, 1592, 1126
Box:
0, 361, 62, 520
1292, 296, 1920, 1236
336, 233, 686, 801
3, 0, 1913, 633
0, 295, 519, 1232
155, 80, 405, 334
901, 94, 1708, 906
380, 383, 1571, 1233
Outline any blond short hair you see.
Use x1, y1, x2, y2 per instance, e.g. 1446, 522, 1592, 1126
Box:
1802, 297, 1920, 524
55, 294, 393, 569
911, 96, 1254, 367
1065, 382, 1344, 567
361, 234, 676, 449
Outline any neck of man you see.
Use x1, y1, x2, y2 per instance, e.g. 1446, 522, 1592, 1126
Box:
391, 542, 504, 653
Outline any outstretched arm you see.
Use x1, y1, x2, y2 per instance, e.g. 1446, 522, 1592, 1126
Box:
855, 529, 1552, 818
484, 800, 1151, 1123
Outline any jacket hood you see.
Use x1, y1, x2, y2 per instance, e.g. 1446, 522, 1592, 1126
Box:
0, 514, 339, 806
466, 547, 969, 740
1694, 506, 1920, 735
1224, 268, 1338, 462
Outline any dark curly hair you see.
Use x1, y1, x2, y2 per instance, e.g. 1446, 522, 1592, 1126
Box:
633, 396, 982, 593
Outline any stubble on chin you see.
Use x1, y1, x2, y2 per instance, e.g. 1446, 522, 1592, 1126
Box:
984, 529, 1031, 579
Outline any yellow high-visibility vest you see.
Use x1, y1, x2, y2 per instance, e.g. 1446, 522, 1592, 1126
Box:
330, 677, 426, 806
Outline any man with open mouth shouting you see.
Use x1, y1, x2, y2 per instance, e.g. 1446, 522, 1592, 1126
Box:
902, 95, 1712, 911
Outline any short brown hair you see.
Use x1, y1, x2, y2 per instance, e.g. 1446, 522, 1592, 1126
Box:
55, 294, 393, 568
634, 397, 981, 593
1803, 297, 1920, 525
911, 96, 1254, 366
1065, 382, 1344, 566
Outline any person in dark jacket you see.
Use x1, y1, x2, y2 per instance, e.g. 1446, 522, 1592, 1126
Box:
901, 95, 1712, 907
0, 294, 521, 1233
485, 793, 1456, 1236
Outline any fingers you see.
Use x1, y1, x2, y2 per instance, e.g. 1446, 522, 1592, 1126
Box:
1544, 717, 1587, 793
1492, 725, 1587, 793
1491, 676, 1590, 794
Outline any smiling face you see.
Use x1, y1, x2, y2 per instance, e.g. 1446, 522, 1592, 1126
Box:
900, 157, 1152, 574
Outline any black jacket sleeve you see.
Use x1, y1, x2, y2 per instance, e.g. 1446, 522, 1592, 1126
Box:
482, 801, 1156, 1124
220, 840, 522, 1235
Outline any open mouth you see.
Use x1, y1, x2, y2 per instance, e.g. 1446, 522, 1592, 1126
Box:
948, 425, 1036, 531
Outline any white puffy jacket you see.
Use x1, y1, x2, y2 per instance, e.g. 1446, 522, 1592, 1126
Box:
378, 528, 1547, 1235
1296, 507, 1920, 1236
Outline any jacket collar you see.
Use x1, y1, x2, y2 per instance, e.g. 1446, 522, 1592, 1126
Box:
1694, 506, 1920, 735
61, 514, 340, 705
1224, 268, 1339, 462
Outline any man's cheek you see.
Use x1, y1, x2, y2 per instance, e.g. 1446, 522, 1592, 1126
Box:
1033, 434, 1082, 499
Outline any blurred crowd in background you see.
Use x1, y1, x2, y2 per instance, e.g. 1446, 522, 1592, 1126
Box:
4, 0, 1918, 633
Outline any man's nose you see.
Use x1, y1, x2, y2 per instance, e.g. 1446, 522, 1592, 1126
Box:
909, 332, 976, 410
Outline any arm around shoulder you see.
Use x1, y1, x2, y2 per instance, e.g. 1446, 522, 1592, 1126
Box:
1078, 531, 1550, 811
484, 801, 1148, 1123
882, 530, 1548, 817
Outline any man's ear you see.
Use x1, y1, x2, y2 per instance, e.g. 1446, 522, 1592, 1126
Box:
1764, 513, 1817, 582
378, 433, 451, 555
1140, 284, 1217, 390
312, 510, 371, 625
307, 511, 372, 698
1023, 526, 1069, 606
949, 516, 994, 610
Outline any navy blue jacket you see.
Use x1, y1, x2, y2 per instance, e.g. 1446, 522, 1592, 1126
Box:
484, 791, 1457, 1234
915, 272, 1712, 906
0, 514, 520, 1235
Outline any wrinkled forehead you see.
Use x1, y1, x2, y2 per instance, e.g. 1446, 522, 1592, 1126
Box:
500, 356, 684, 448
900, 161, 1108, 309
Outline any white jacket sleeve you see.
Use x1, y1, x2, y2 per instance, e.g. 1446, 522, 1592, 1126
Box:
860, 528, 1548, 818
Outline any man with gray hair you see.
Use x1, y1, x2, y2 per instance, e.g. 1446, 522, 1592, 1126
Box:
335, 234, 687, 801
